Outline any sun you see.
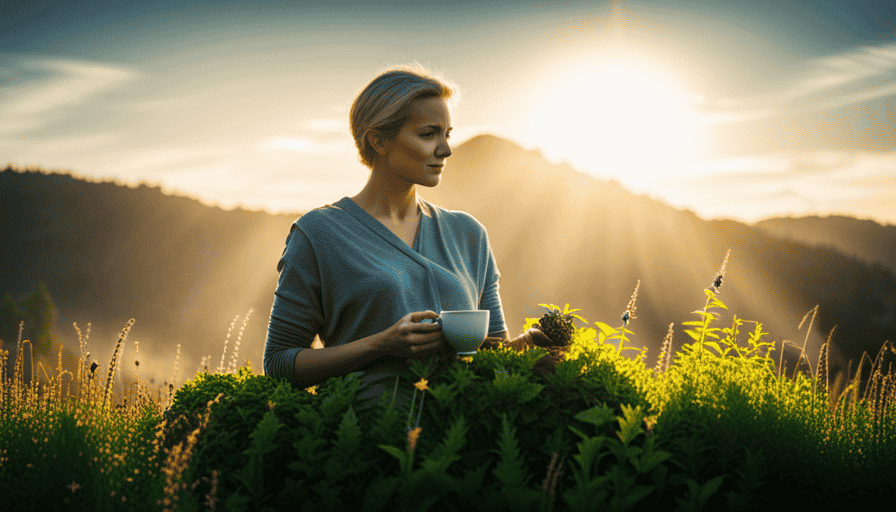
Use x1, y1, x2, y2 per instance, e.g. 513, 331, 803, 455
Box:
526, 52, 705, 186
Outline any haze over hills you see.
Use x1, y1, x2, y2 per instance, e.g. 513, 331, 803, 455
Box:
2, 135, 894, 386
755, 215, 896, 274
0, 167, 296, 382
421, 135, 896, 378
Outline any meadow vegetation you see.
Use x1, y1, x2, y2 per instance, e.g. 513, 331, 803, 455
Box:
1, 254, 894, 511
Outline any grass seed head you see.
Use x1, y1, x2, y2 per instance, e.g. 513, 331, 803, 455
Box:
709, 249, 730, 292
655, 322, 674, 376
622, 280, 641, 326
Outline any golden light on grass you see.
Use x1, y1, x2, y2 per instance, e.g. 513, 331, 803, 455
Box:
1, 282, 893, 507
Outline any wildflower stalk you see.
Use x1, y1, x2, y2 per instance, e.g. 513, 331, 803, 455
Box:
218, 314, 238, 374
617, 280, 640, 353
655, 322, 674, 377
406, 378, 428, 431
228, 309, 253, 373
103, 319, 134, 410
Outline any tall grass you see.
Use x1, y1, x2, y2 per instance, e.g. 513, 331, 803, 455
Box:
1, 258, 894, 509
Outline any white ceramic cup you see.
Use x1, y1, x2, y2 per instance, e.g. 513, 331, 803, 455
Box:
434, 310, 490, 355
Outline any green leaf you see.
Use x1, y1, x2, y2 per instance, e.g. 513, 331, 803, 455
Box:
363, 476, 400, 512
333, 406, 361, 458
703, 341, 722, 356
553, 358, 585, 383
574, 405, 616, 428
421, 415, 468, 473
492, 414, 530, 489
562, 303, 583, 315
616, 404, 645, 446
570, 435, 607, 482
699, 475, 726, 506
426, 382, 458, 405
622, 484, 658, 509
246, 410, 283, 457
492, 370, 544, 404
594, 321, 618, 337
408, 356, 437, 379
704, 289, 728, 310
634, 449, 672, 475
379, 444, 406, 462
522, 317, 541, 331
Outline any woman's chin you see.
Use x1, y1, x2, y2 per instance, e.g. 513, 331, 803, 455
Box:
418, 175, 441, 188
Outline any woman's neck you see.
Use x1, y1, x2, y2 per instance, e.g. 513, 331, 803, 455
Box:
351, 172, 420, 222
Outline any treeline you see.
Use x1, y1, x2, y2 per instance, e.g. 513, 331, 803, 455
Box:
0, 165, 301, 373
3, 146, 896, 385
1, 282, 59, 381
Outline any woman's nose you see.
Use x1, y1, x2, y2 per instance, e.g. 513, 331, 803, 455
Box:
437, 139, 451, 158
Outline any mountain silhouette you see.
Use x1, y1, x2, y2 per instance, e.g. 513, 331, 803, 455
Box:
755, 215, 896, 274
421, 135, 896, 379
0, 167, 295, 382
2, 136, 894, 386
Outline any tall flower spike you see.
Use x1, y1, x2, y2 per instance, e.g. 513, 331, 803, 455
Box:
407, 427, 422, 451
622, 280, 640, 326
709, 249, 730, 292
655, 323, 674, 376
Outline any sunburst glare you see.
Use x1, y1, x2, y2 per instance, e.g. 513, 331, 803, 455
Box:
526, 50, 706, 190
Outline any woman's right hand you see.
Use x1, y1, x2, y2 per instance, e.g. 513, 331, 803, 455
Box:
374, 310, 445, 359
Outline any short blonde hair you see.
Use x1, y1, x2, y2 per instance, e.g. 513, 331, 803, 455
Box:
350, 65, 455, 168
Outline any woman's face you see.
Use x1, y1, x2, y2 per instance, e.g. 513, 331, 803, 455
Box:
380, 96, 452, 187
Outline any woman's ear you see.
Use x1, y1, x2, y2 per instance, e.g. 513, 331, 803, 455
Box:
367, 129, 389, 157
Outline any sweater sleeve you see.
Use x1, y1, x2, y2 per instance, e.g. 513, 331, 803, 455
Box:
264, 222, 325, 384
478, 227, 507, 336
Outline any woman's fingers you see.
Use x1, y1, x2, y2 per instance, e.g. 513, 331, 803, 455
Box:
525, 328, 552, 345
404, 320, 444, 355
401, 311, 441, 332
407, 310, 439, 323
379, 311, 444, 358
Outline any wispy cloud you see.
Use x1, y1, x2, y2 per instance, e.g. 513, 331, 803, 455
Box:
646, 150, 896, 223
697, 42, 896, 124
787, 44, 896, 99
0, 57, 140, 135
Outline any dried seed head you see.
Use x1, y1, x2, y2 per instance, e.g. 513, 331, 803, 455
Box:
655, 323, 674, 376
709, 249, 730, 292
622, 280, 640, 326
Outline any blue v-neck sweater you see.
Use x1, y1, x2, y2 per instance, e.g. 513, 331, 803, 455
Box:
264, 196, 506, 389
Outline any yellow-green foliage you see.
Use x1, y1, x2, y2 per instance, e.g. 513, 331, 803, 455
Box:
0, 332, 164, 510
568, 326, 653, 410
2, 282, 895, 509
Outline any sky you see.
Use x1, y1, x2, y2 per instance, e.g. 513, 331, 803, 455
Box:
2, 0, 895, 224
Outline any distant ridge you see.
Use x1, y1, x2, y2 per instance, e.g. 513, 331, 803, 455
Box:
3, 140, 895, 382
0, 165, 300, 374
424, 135, 896, 377
755, 215, 896, 273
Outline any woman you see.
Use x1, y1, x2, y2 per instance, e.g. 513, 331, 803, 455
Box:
264, 66, 516, 400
